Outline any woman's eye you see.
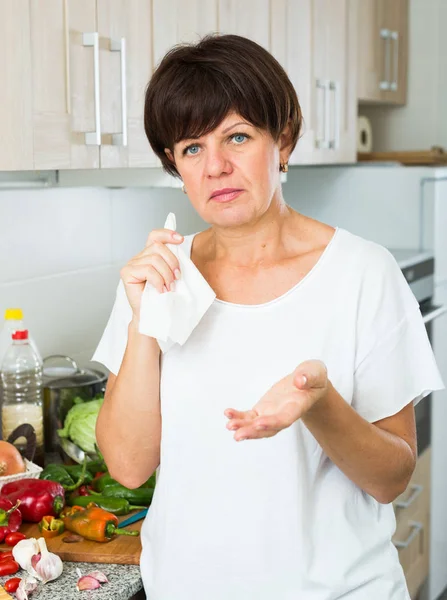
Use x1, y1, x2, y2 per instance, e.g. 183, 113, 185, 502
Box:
232, 133, 248, 144
185, 145, 200, 156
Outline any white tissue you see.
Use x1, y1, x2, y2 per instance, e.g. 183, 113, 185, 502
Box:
138, 213, 216, 352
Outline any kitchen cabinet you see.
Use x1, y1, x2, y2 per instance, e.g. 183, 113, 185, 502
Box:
270, 0, 357, 165
1, 0, 33, 171
30, 0, 156, 171
393, 447, 431, 599
357, 0, 408, 105
152, 0, 218, 69
218, 0, 269, 48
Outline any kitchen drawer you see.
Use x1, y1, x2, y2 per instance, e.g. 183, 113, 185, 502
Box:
393, 448, 431, 599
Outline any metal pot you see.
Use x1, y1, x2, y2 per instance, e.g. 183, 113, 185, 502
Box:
42, 355, 107, 453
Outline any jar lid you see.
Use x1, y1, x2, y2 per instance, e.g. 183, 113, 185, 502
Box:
5, 308, 23, 321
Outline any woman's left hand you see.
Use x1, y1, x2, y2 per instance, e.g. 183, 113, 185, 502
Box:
225, 359, 329, 441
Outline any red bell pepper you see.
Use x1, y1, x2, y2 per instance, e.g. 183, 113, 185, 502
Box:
0, 498, 22, 543
1, 479, 65, 523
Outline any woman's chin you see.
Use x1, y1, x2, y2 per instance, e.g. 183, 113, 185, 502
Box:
205, 205, 260, 229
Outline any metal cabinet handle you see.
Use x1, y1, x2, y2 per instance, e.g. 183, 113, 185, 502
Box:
329, 81, 340, 150
380, 28, 391, 91
110, 37, 128, 147
82, 32, 101, 146
390, 31, 399, 92
394, 521, 423, 549
395, 483, 423, 509
316, 79, 330, 149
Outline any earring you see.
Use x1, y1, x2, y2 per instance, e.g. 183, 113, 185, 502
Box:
182, 184, 187, 194
279, 162, 289, 173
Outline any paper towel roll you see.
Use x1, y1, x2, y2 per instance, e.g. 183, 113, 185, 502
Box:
357, 116, 373, 153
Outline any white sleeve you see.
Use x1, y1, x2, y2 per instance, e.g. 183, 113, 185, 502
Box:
352, 245, 445, 423
91, 280, 133, 376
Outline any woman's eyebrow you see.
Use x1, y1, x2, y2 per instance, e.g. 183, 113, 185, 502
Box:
221, 121, 252, 134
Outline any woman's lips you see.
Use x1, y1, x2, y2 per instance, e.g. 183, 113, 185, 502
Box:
209, 189, 244, 203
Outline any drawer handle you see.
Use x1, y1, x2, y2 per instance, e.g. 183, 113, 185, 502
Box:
394, 521, 423, 549
395, 483, 423, 509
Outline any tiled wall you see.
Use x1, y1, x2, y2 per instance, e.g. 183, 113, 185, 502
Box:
0, 165, 436, 369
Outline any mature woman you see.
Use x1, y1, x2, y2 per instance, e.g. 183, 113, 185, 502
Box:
93, 35, 444, 599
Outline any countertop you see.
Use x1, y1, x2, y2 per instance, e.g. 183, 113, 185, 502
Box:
0, 561, 145, 599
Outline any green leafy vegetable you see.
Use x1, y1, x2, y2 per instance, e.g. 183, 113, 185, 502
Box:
57, 397, 104, 454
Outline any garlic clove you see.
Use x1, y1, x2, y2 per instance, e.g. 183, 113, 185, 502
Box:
87, 570, 109, 583
34, 537, 63, 584
77, 575, 101, 591
31, 554, 41, 569
13, 538, 40, 577
16, 576, 38, 600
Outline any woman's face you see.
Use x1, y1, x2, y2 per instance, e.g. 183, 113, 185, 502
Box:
166, 113, 290, 228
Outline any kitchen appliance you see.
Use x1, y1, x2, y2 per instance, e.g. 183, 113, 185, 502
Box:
42, 355, 107, 454
387, 248, 447, 455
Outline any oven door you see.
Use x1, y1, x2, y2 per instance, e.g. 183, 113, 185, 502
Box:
415, 302, 447, 454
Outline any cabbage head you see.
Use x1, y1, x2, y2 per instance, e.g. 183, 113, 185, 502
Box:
57, 397, 104, 454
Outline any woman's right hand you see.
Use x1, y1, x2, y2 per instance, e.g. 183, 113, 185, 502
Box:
120, 228, 184, 319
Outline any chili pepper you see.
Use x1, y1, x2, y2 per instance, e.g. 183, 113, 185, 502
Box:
99, 485, 154, 506
67, 494, 146, 516
85, 458, 107, 477
39, 515, 65, 539
63, 505, 139, 543
1, 480, 65, 522
0, 498, 22, 543
63, 464, 93, 485
4, 577, 21, 593
5, 531, 26, 547
0, 560, 19, 576
91, 473, 116, 493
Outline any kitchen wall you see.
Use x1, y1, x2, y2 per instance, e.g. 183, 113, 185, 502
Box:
0, 164, 437, 368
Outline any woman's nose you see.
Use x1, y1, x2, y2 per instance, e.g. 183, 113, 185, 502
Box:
204, 148, 233, 178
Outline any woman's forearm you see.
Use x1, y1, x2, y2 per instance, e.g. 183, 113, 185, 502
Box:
96, 319, 161, 488
301, 381, 416, 504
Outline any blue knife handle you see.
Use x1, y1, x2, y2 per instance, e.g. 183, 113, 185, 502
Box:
120, 508, 148, 528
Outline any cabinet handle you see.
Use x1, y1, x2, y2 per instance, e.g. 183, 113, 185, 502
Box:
395, 483, 423, 509
379, 28, 391, 91
315, 79, 330, 149
110, 37, 128, 147
394, 521, 423, 549
82, 32, 101, 146
63, 0, 71, 115
390, 31, 399, 92
329, 81, 340, 150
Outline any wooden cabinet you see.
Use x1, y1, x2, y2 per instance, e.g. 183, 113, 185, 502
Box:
218, 0, 269, 48
30, 0, 156, 171
1, 0, 33, 171
393, 448, 431, 599
357, 0, 408, 105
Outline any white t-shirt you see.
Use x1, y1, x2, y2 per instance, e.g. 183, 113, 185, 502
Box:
92, 227, 445, 600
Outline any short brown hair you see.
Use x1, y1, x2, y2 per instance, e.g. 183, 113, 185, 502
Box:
144, 34, 303, 177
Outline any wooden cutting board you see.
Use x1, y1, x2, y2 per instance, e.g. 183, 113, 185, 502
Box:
0, 587, 12, 600
0, 513, 143, 565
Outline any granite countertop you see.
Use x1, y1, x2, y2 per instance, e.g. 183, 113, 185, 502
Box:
0, 561, 144, 599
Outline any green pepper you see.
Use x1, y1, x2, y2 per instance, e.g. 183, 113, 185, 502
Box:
85, 458, 108, 476
100, 484, 154, 506
92, 473, 116, 493
67, 494, 146, 515
63, 465, 93, 485
40, 465, 75, 488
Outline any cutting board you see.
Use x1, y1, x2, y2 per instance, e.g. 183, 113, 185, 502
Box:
0, 513, 143, 565
0, 587, 12, 600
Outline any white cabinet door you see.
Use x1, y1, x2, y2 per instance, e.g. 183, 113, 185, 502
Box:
218, 0, 269, 49
0, 0, 33, 170
152, 0, 218, 69
270, 0, 314, 164
97, 0, 156, 168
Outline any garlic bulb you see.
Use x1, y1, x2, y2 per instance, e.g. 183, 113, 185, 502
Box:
12, 538, 40, 575
15, 576, 38, 600
33, 537, 63, 583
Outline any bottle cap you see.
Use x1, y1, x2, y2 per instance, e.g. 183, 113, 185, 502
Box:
4, 309, 23, 321
12, 330, 28, 340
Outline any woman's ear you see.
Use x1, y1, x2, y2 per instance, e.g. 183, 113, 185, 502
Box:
278, 121, 293, 162
164, 148, 175, 164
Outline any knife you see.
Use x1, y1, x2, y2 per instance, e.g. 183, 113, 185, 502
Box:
120, 508, 149, 528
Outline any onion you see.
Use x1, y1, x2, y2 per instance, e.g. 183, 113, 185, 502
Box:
0, 441, 26, 476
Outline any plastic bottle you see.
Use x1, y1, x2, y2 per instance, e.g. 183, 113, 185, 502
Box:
0, 330, 45, 466
0, 309, 42, 366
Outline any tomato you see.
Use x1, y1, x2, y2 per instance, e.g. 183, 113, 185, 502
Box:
0, 551, 14, 561
5, 531, 26, 547
4, 577, 21, 593
0, 560, 19, 576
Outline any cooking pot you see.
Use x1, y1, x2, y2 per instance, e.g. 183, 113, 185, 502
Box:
42, 355, 107, 453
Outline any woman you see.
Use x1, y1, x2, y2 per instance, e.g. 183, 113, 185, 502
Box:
93, 35, 444, 599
